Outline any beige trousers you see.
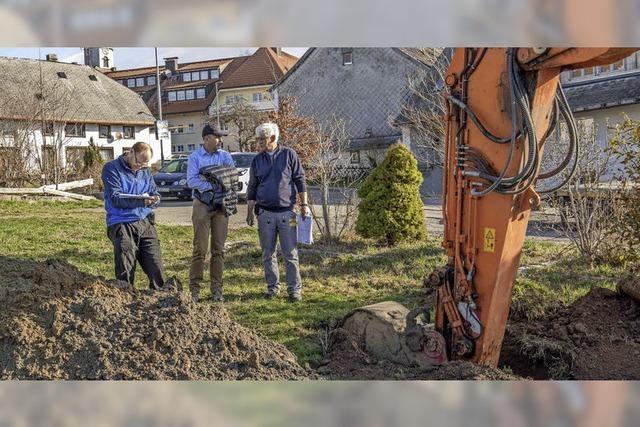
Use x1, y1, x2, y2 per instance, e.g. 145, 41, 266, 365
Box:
189, 199, 229, 295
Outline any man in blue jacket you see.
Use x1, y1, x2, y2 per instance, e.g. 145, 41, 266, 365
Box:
102, 141, 165, 289
187, 124, 235, 303
246, 122, 309, 302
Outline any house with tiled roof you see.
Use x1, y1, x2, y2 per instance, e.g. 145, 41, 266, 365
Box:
103, 48, 298, 154
560, 51, 640, 179
272, 48, 441, 162
272, 47, 445, 195
0, 55, 167, 184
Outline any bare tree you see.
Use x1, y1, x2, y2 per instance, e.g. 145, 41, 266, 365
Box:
306, 116, 367, 242
545, 119, 624, 266
397, 48, 450, 168
607, 115, 640, 261
0, 63, 85, 187
269, 96, 320, 165
221, 99, 269, 152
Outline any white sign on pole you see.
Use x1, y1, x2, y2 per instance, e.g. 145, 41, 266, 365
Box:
156, 120, 170, 139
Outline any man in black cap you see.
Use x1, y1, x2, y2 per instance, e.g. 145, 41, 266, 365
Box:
186, 124, 235, 302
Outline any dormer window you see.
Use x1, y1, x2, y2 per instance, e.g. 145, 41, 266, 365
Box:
342, 48, 353, 66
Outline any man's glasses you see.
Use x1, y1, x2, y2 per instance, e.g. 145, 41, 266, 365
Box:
133, 152, 150, 169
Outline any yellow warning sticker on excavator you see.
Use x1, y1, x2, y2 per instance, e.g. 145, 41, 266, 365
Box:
484, 228, 496, 253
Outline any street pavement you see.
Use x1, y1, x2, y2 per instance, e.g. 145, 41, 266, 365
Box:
152, 197, 567, 241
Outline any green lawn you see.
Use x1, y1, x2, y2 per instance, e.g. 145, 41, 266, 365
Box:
0, 200, 624, 364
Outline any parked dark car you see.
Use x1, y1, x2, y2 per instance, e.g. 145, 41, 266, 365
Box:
154, 158, 191, 200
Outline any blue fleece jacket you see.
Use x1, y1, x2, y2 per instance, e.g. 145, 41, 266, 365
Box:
101, 155, 159, 227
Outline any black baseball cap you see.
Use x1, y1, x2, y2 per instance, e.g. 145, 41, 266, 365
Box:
202, 124, 228, 138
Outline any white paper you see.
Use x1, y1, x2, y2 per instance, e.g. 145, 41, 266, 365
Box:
297, 213, 313, 245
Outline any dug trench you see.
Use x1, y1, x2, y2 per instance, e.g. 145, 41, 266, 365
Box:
500, 278, 640, 380
319, 277, 640, 380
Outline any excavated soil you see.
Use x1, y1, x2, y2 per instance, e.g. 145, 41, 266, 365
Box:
501, 283, 640, 380
0, 256, 309, 380
320, 327, 517, 380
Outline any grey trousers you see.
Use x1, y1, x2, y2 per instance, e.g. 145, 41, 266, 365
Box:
257, 209, 302, 295
107, 216, 165, 289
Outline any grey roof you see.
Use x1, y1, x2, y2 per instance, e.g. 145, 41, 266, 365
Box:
563, 71, 640, 113
0, 57, 155, 125
272, 47, 444, 91
348, 135, 402, 151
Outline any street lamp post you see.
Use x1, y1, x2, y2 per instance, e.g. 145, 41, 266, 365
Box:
215, 80, 223, 129
155, 47, 165, 164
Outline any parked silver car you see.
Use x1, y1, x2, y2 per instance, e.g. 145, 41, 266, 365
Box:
231, 152, 257, 199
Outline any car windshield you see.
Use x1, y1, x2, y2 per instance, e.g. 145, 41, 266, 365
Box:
160, 160, 187, 173
231, 153, 256, 168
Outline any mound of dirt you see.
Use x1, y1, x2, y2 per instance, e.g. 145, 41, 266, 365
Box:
0, 256, 310, 380
501, 285, 640, 380
320, 327, 517, 380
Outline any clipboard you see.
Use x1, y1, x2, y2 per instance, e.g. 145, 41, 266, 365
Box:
119, 192, 150, 200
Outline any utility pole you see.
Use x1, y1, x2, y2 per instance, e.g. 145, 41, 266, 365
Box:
155, 47, 165, 163
215, 80, 223, 129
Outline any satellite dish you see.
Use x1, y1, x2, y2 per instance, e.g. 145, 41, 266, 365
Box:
164, 69, 172, 78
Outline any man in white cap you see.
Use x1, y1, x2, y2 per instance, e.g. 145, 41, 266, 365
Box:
246, 122, 309, 302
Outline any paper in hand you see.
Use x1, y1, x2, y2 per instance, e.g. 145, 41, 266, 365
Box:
297, 213, 313, 245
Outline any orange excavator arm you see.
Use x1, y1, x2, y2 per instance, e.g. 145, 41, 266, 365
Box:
430, 48, 637, 367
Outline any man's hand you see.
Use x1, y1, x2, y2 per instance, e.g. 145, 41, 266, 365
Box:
246, 211, 255, 227
144, 195, 160, 206
246, 200, 256, 226
300, 204, 310, 218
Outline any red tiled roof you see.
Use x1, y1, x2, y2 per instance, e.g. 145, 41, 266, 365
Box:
219, 48, 298, 89
107, 49, 298, 116
104, 66, 159, 79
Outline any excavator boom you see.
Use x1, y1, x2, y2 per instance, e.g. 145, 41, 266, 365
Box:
434, 47, 636, 366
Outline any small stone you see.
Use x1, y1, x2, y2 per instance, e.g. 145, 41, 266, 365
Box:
248, 352, 260, 369
51, 322, 62, 337
317, 366, 331, 375
573, 322, 588, 335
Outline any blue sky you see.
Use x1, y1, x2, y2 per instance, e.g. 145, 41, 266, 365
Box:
0, 47, 308, 69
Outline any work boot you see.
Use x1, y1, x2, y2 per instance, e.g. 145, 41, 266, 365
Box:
264, 289, 279, 300
288, 293, 302, 303
212, 288, 224, 303
190, 289, 200, 303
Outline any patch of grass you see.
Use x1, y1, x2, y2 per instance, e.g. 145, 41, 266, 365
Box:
512, 242, 624, 320
0, 200, 626, 364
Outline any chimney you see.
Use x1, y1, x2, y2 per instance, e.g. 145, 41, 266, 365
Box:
270, 47, 282, 56
164, 57, 178, 74
46, 53, 58, 62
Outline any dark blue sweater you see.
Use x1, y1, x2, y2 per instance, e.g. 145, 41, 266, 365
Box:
246, 145, 307, 212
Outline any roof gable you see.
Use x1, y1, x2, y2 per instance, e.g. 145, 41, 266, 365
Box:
0, 58, 154, 125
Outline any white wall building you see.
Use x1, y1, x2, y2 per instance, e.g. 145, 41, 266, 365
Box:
561, 51, 640, 179
0, 55, 170, 184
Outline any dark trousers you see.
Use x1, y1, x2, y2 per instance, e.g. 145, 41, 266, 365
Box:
107, 216, 165, 289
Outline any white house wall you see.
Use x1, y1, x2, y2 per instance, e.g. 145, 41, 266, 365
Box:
574, 104, 640, 180
34, 123, 169, 167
